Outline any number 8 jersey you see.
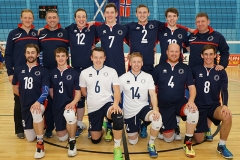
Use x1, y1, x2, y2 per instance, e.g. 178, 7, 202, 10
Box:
80, 65, 119, 113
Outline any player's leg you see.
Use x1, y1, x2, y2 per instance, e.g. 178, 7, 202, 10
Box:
31, 104, 45, 158
213, 106, 233, 159
106, 102, 123, 160
44, 96, 54, 138
14, 94, 24, 138
75, 97, 86, 137
204, 118, 213, 141
64, 109, 77, 157
175, 116, 182, 140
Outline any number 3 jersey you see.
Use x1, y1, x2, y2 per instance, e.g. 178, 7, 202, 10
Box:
49, 67, 80, 111
152, 61, 194, 105
192, 65, 228, 107
119, 71, 155, 119
80, 65, 119, 113
12, 64, 49, 108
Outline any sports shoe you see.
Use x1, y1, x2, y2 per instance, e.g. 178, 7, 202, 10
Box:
205, 128, 213, 142
75, 126, 83, 137
113, 147, 123, 160
217, 144, 233, 159
17, 132, 25, 139
88, 128, 91, 139
44, 131, 52, 138
105, 128, 113, 142
175, 126, 182, 140
148, 143, 158, 158
140, 123, 148, 138
102, 121, 107, 129
68, 140, 77, 157
183, 141, 195, 158
34, 141, 45, 158
157, 130, 164, 140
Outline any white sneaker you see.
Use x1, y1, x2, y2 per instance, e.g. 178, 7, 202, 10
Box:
157, 132, 164, 140
174, 133, 182, 140
34, 141, 45, 159
68, 140, 77, 157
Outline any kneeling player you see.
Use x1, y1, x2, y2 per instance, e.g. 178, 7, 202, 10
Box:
12, 44, 49, 158
49, 47, 81, 157
119, 52, 162, 158
80, 47, 124, 160
152, 43, 199, 158
192, 44, 233, 159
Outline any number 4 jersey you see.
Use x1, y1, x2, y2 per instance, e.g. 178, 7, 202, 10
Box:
12, 64, 49, 107
152, 61, 194, 105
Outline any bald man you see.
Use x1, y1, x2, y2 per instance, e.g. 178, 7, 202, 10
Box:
152, 43, 199, 158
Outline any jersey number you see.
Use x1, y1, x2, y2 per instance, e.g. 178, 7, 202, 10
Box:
130, 87, 140, 99
167, 39, 177, 44
204, 81, 210, 93
168, 76, 174, 88
95, 81, 100, 93
141, 30, 148, 43
76, 33, 85, 45
23, 77, 33, 89
109, 36, 115, 48
59, 81, 63, 93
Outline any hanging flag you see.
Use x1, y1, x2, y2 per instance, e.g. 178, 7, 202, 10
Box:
120, 0, 131, 17
108, 0, 120, 23
94, 0, 107, 22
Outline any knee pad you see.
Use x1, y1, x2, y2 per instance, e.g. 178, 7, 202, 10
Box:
149, 114, 162, 131
184, 109, 199, 124
91, 136, 102, 144
111, 113, 123, 130
163, 133, 175, 143
58, 133, 69, 142
63, 109, 76, 124
32, 104, 45, 123
24, 129, 36, 142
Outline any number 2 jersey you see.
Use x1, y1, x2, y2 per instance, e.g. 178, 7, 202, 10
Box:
80, 65, 119, 113
12, 64, 49, 108
152, 61, 194, 105
192, 65, 228, 107
119, 71, 155, 119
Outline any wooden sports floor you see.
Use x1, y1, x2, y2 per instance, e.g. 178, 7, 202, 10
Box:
0, 67, 239, 160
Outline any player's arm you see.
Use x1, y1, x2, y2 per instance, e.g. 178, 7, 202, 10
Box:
220, 70, 231, 118
49, 88, 53, 98
111, 84, 122, 114
65, 89, 81, 110
31, 85, 49, 114
12, 69, 19, 95
4, 31, 14, 79
217, 35, 230, 70
12, 85, 19, 96
80, 87, 87, 97
187, 84, 197, 112
79, 71, 87, 97
149, 89, 160, 120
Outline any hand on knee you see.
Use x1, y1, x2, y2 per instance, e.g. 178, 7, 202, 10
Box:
63, 109, 76, 124
111, 113, 123, 130
31, 104, 45, 123
185, 109, 199, 124
149, 114, 162, 131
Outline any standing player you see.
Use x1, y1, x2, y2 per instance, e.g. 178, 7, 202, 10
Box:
80, 47, 124, 160
0, 44, 5, 73
39, 9, 69, 138
12, 44, 48, 158
192, 45, 233, 159
119, 52, 162, 158
49, 47, 81, 157
65, 8, 96, 137
152, 43, 199, 158
5, 9, 39, 139
188, 12, 230, 141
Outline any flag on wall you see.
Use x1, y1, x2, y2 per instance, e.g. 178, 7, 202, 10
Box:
108, 0, 120, 23
120, 0, 131, 17
94, 0, 107, 21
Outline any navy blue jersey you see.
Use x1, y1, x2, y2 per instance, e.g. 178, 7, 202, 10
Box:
65, 23, 96, 68
152, 61, 194, 105
158, 27, 189, 63
96, 23, 128, 76
188, 26, 229, 68
12, 64, 49, 108
5, 24, 39, 76
192, 65, 228, 107
125, 20, 165, 66
50, 67, 80, 112
39, 24, 69, 69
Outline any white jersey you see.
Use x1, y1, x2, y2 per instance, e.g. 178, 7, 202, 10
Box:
80, 65, 119, 113
119, 71, 155, 119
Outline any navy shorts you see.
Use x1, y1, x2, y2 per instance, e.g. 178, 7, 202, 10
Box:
195, 104, 221, 133
159, 98, 188, 131
124, 105, 152, 133
74, 67, 86, 108
88, 102, 112, 131
53, 107, 67, 132
21, 106, 33, 130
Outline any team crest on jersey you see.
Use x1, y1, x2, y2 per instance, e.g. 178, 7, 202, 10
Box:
104, 72, 108, 77
207, 36, 214, 41
136, 27, 140, 29
31, 32, 36, 36
163, 69, 167, 73
178, 69, 184, 74
21, 70, 25, 73
149, 24, 154, 29
118, 30, 123, 35
66, 75, 72, 80
164, 33, 167, 36
189, 36, 197, 42
85, 28, 90, 32
199, 73, 203, 77
74, 30, 77, 33
35, 71, 41, 76
54, 75, 57, 78
58, 32, 63, 37
214, 75, 220, 81
89, 74, 92, 77
103, 30, 106, 34
178, 34, 182, 39
141, 79, 146, 84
